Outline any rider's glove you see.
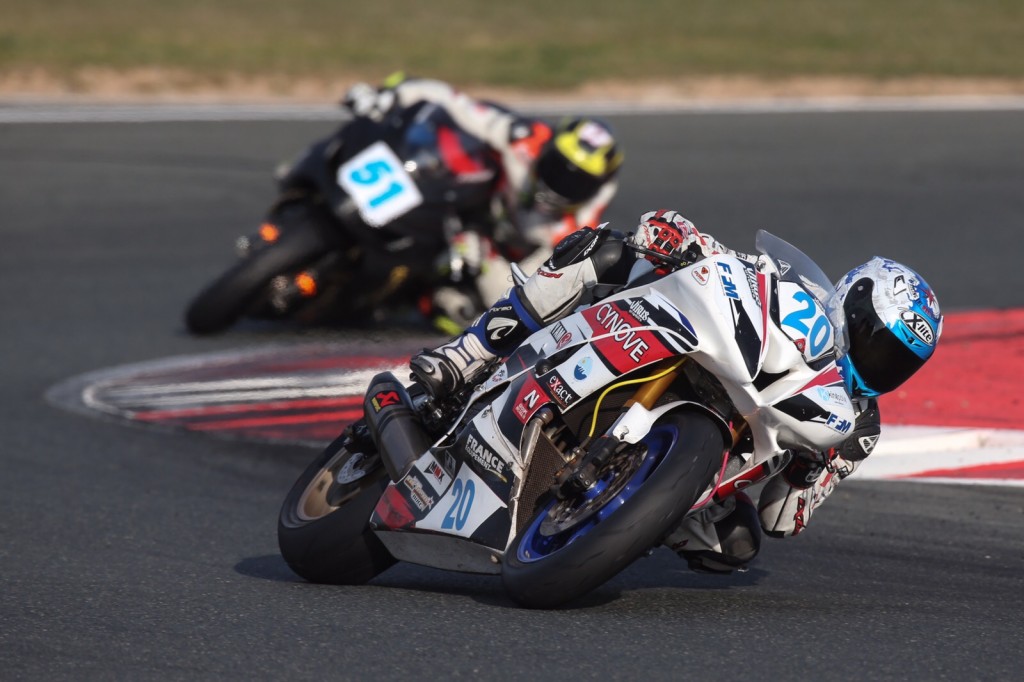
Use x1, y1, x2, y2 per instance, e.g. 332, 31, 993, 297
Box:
757, 449, 858, 538
836, 398, 881, 461
341, 82, 396, 122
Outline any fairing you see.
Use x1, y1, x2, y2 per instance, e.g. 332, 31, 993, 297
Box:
369, 230, 855, 572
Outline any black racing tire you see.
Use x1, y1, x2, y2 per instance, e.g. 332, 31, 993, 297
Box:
502, 410, 724, 609
185, 207, 333, 335
278, 431, 396, 584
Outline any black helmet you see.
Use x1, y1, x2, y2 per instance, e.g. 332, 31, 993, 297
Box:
534, 117, 624, 208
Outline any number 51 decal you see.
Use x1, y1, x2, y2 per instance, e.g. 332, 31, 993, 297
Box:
337, 141, 423, 227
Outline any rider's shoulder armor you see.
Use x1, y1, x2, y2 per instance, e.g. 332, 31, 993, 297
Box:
508, 117, 548, 143
507, 118, 553, 161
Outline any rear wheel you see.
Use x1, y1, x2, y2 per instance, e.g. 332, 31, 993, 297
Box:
502, 410, 724, 608
185, 203, 336, 334
278, 430, 395, 584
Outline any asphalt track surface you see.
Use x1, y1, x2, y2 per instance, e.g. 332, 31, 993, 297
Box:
3, 107, 1024, 680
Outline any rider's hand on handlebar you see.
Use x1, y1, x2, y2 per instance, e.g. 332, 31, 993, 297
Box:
341, 83, 396, 122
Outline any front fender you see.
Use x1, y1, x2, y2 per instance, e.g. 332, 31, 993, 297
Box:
277, 139, 337, 193
609, 400, 733, 449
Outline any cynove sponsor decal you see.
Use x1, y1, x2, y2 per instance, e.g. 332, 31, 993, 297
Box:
581, 300, 680, 374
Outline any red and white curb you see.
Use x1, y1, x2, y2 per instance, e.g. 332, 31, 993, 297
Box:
857, 425, 1024, 486
46, 309, 1024, 486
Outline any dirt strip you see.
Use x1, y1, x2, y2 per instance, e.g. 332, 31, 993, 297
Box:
5, 70, 1024, 104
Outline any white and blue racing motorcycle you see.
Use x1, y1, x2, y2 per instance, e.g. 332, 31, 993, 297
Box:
278, 230, 855, 608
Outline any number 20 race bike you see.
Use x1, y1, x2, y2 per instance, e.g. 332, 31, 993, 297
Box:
278, 231, 854, 608
185, 102, 501, 334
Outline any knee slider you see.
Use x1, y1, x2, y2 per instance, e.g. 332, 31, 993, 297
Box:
680, 492, 763, 573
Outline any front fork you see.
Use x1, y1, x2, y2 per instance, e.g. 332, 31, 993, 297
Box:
237, 220, 344, 314
552, 358, 695, 497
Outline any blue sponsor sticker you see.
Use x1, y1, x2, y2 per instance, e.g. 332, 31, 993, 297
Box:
574, 356, 593, 380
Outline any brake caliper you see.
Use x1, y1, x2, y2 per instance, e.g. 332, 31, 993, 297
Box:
552, 434, 630, 499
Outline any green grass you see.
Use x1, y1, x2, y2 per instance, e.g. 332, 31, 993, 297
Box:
2, 0, 1023, 89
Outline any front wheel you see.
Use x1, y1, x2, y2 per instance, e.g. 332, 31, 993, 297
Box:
502, 410, 724, 608
185, 203, 335, 335
278, 429, 395, 584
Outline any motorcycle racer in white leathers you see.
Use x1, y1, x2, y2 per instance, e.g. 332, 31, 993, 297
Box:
408, 209, 943, 573
342, 73, 624, 330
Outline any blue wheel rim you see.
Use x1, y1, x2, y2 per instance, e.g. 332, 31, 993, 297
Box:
514, 423, 681, 563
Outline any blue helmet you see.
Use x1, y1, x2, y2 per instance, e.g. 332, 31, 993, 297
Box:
826, 257, 943, 397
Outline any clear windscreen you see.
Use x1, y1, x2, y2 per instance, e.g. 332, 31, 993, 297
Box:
754, 230, 848, 353
755, 230, 834, 309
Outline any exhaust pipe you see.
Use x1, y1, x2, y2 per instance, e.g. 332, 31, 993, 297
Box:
363, 372, 433, 482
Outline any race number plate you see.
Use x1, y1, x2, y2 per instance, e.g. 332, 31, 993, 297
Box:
778, 281, 833, 361
337, 141, 423, 227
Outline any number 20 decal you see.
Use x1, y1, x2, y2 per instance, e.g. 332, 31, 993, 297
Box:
442, 479, 475, 531
782, 291, 831, 356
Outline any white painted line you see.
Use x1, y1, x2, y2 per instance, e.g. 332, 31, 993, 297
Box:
80, 363, 408, 413
885, 477, 1024, 488
855, 424, 1024, 483
0, 103, 341, 123
3, 94, 1024, 123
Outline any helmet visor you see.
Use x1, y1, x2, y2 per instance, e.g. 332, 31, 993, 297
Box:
844, 280, 928, 394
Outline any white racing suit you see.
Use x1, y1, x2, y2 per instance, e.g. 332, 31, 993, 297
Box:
411, 216, 881, 573
344, 75, 618, 308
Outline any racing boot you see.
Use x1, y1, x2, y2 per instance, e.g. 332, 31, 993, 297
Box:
411, 227, 609, 399
410, 288, 541, 398
410, 334, 494, 398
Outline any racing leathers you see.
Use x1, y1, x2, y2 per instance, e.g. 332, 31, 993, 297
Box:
409, 210, 882, 573
343, 75, 620, 319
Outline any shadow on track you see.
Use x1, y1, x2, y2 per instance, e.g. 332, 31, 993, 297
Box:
233, 548, 767, 610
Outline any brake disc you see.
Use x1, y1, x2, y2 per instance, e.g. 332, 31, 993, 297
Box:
539, 444, 647, 535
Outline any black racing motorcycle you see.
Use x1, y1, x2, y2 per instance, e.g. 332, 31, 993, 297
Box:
184, 103, 502, 334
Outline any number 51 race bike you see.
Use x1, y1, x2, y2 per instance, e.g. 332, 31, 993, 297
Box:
185, 102, 501, 334
278, 230, 854, 608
